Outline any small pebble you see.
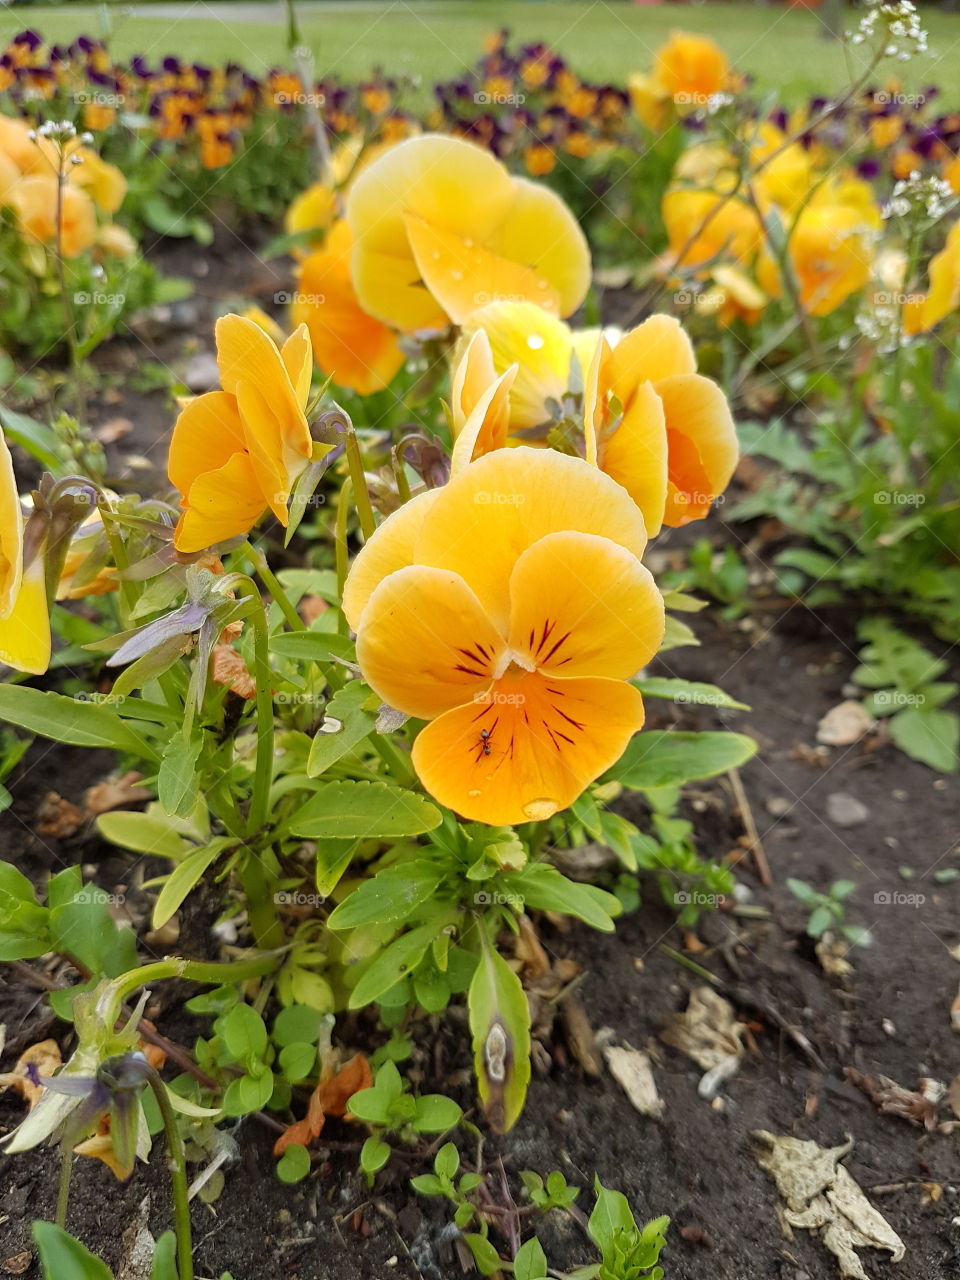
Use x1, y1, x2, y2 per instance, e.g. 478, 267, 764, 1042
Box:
826, 791, 869, 827
766, 795, 792, 817
184, 350, 221, 393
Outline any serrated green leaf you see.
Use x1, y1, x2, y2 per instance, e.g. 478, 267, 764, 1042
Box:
307, 681, 376, 776
327, 861, 444, 930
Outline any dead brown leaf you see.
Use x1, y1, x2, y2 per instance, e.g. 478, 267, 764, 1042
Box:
211, 644, 256, 700
0, 1039, 62, 1108
3, 1250, 32, 1275
660, 986, 745, 1096
844, 1068, 940, 1130
94, 417, 133, 444
84, 771, 150, 816
36, 792, 86, 838
273, 1053, 372, 1155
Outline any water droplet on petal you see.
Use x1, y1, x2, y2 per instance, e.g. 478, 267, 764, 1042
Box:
451, 269, 463, 281
463, 237, 474, 248
432, 250, 441, 260
527, 334, 545, 351
468, 788, 482, 798
523, 798, 558, 820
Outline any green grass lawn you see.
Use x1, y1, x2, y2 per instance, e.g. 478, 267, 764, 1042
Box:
5, 1, 960, 104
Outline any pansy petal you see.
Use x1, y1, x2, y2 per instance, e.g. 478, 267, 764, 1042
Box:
167, 392, 245, 499
0, 429, 24, 615
174, 451, 266, 554
0, 556, 50, 675
411, 671, 644, 825
215, 314, 293, 398
508, 531, 664, 680
235, 380, 299, 524
449, 363, 517, 475
406, 212, 563, 326
356, 565, 505, 719
450, 329, 498, 433
342, 489, 441, 631
600, 381, 669, 536
489, 178, 591, 320
582, 333, 612, 468
415, 448, 648, 631
655, 373, 738, 526
607, 314, 697, 394
280, 323, 313, 410
459, 301, 573, 430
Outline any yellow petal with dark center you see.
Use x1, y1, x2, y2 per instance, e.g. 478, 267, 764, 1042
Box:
342, 489, 441, 631
411, 670, 645, 825
167, 391, 246, 499
0, 556, 50, 675
415, 448, 647, 632
508, 531, 664, 680
174, 450, 266, 554
356, 565, 505, 719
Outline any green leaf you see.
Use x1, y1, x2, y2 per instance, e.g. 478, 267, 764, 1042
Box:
96, 811, 194, 860
269, 631, 356, 663
278, 1042, 316, 1082
514, 1236, 549, 1280
221, 1002, 269, 1061
434, 1141, 459, 1181
506, 864, 619, 932
32, 1222, 114, 1280
306, 682, 376, 776
327, 861, 445, 930
276, 1143, 311, 1184
222, 1069, 274, 1116
612, 730, 757, 790
412, 1093, 462, 1133
360, 1135, 391, 1176
348, 922, 437, 1009
807, 905, 833, 939
0, 861, 50, 960
468, 939, 531, 1134
50, 888, 137, 978
410, 1173, 444, 1197
151, 839, 230, 928
588, 1178, 637, 1257
888, 707, 958, 772
272, 1004, 325, 1048
157, 732, 202, 818
287, 780, 442, 840
0, 686, 154, 758
150, 1232, 179, 1280
463, 1234, 502, 1276
634, 677, 749, 712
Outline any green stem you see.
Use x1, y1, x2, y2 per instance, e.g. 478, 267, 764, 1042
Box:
343, 426, 377, 541
245, 591, 274, 839
143, 1065, 193, 1280
391, 445, 412, 504
113, 954, 281, 1011
242, 544, 305, 633
335, 479, 352, 633
370, 733, 415, 787
55, 1145, 72, 1228
239, 853, 286, 951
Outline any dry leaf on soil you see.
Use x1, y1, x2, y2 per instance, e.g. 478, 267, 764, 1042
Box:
273, 1053, 372, 1155
660, 985, 744, 1098
603, 1044, 664, 1119
752, 1131, 906, 1280
211, 644, 256, 700
845, 1068, 941, 1130
817, 701, 875, 747
0, 1039, 62, 1109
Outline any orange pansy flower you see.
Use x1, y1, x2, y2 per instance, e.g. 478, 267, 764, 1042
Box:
344, 449, 662, 825
168, 316, 314, 553
0, 428, 50, 674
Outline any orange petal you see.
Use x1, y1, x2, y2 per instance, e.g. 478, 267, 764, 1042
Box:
174, 450, 267, 554
599, 381, 669, 537
449, 363, 517, 475
488, 178, 591, 319
234, 380, 299, 524
281, 323, 313, 410
450, 329, 498, 434
342, 489, 441, 631
655, 373, 738, 526
411, 670, 645, 825
167, 391, 246, 499
507, 531, 664, 680
74, 1132, 134, 1181
607, 314, 696, 395
356, 565, 505, 719
414, 448, 648, 632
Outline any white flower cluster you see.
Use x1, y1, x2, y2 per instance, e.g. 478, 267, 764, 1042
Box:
849, 0, 928, 60
855, 302, 910, 352
882, 171, 954, 220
